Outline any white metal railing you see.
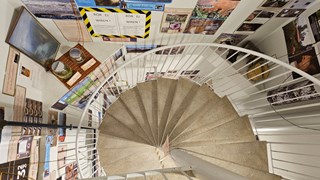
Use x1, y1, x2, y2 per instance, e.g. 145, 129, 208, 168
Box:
74, 43, 320, 178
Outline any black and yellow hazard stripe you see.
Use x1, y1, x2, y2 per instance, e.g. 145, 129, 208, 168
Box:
79, 7, 151, 39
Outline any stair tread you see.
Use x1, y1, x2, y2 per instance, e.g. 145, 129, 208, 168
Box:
185, 150, 281, 180
157, 78, 178, 146
179, 141, 269, 172
161, 78, 199, 145
136, 81, 159, 145
120, 86, 156, 145
169, 84, 220, 141
100, 113, 151, 145
172, 116, 255, 146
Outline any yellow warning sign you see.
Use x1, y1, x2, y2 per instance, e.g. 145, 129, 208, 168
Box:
79, 7, 151, 39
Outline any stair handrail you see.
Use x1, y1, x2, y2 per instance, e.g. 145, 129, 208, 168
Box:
75, 43, 320, 178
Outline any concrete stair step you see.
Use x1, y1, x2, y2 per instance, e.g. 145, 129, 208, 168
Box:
120, 87, 156, 145
100, 113, 151, 145
161, 78, 199, 145
184, 150, 281, 180
172, 116, 255, 147
157, 78, 178, 146
178, 141, 269, 172
169, 84, 220, 141
171, 96, 239, 144
136, 81, 159, 146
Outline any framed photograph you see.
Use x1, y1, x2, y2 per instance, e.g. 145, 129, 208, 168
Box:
6, 7, 60, 69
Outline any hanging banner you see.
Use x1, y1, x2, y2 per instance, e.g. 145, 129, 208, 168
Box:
79, 7, 151, 39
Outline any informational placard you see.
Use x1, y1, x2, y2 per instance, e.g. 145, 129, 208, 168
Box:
79, 7, 151, 39
2, 47, 20, 96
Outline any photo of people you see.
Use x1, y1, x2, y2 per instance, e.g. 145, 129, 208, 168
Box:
236, 23, 263, 32
289, 48, 320, 79
261, 0, 290, 8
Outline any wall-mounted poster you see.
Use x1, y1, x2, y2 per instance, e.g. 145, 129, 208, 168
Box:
160, 8, 193, 33
0, 158, 30, 179
75, 0, 170, 11
283, 15, 320, 78
58, 145, 67, 169
79, 7, 151, 39
286, 0, 316, 9
17, 136, 33, 159
184, 0, 240, 35
2, 47, 19, 96
21, 0, 81, 20
6, 7, 60, 70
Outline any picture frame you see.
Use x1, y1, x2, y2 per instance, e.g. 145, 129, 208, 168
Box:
6, 6, 60, 70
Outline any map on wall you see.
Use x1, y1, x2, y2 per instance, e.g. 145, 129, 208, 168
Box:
184, 0, 240, 35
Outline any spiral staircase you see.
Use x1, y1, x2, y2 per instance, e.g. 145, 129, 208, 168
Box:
74, 43, 320, 180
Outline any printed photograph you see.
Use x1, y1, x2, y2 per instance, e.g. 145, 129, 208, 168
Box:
17, 136, 33, 159
126, 45, 157, 53
276, 9, 305, 17
192, 0, 240, 20
309, 9, 320, 42
155, 46, 185, 55
21, 66, 31, 78
236, 23, 263, 32
267, 80, 320, 105
214, 33, 248, 45
289, 48, 320, 79
261, 0, 290, 8
184, 18, 224, 35
282, 17, 314, 57
161, 8, 193, 33
286, 0, 315, 9
257, 10, 275, 18
181, 70, 200, 79
21, 0, 81, 20
245, 10, 262, 21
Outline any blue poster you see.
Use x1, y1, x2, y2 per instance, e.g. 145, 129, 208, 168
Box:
75, 0, 168, 11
